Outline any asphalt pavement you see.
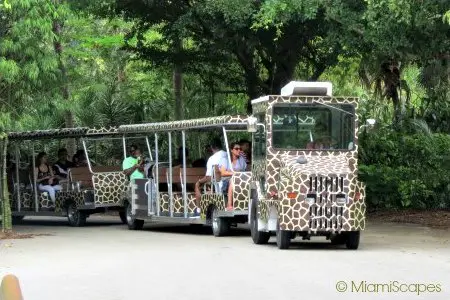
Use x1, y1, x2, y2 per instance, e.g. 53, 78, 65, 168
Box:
1, 216, 449, 300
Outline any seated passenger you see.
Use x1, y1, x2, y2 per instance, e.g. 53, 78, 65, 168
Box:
173, 147, 192, 168
53, 148, 74, 179
220, 142, 247, 210
122, 145, 145, 182
72, 150, 89, 167
194, 138, 227, 216
239, 139, 252, 165
34, 152, 61, 205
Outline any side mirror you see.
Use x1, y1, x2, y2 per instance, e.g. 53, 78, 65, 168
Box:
247, 116, 258, 133
366, 119, 376, 126
359, 118, 376, 132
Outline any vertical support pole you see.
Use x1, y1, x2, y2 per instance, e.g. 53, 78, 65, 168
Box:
168, 132, 173, 217
145, 136, 153, 161
222, 127, 232, 170
154, 133, 160, 216
32, 144, 38, 212
122, 135, 127, 159
82, 139, 93, 173
182, 130, 187, 218
14, 144, 20, 212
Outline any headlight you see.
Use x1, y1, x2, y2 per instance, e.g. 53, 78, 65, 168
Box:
305, 193, 316, 205
335, 193, 348, 204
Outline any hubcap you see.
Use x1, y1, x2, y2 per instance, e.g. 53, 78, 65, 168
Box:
68, 205, 77, 222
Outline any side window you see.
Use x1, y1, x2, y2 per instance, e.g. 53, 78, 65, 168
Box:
253, 113, 266, 159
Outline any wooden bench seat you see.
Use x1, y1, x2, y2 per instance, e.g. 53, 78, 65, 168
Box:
69, 166, 122, 189
69, 167, 93, 189
157, 167, 206, 192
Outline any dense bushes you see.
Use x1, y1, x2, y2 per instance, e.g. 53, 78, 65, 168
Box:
358, 127, 450, 210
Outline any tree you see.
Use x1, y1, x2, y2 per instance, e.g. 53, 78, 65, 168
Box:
99, 0, 348, 112
0, 0, 60, 123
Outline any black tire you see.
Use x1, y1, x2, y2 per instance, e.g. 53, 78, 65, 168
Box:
212, 207, 230, 237
12, 215, 25, 224
346, 231, 360, 250
250, 193, 270, 244
119, 210, 127, 224
67, 202, 87, 227
126, 201, 144, 230
330, 233, 346, 245
276, 221, 291, 250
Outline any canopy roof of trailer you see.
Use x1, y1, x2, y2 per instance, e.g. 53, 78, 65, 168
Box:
118, 115, 249, 133
8, 126, 121, 141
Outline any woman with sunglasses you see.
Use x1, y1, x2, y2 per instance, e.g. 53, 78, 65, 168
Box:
219, 142, 247, 210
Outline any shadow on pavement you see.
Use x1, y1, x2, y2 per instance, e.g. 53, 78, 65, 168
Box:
140, 223, 250, 237
12, 218, 122, 228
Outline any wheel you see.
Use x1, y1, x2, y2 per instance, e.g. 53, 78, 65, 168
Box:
345, 231, 360, 250
67, 202, 87, 227
276, 221, 291, 249
12, 215, 25, 224
250, 193, 270, 244
126, 201, 144, 230
330, 233, 346, 245
212, 207, 230, 237
119, 210, 127, 224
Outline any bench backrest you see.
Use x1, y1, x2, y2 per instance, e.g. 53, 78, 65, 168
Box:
92, 166, 122, 173
177, 168, 206, 184
157, 167, 206, 184
69, 167, 92, 187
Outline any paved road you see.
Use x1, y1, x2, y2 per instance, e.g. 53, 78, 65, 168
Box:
1, 216, 449, 300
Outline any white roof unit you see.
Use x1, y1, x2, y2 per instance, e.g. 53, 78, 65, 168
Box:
250, 95, 270, 105
280, 81, 332, 97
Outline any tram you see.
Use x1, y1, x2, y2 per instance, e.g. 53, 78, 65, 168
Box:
119, 115, 252, 236
5, 126, 150, 226
247, 81, 369, 249
121, 81, 369, 249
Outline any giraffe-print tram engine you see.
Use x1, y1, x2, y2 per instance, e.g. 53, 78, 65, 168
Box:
247, 81, 368, 250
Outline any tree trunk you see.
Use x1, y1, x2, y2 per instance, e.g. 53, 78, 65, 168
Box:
52, 0, 75, 156
173, 37, 184, 121
174, 65, 183, 120
1, 134, 12, 233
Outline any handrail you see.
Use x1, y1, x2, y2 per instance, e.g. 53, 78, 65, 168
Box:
0, 274, 23, 300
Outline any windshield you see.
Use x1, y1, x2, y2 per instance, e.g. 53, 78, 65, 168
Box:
272, 104, 355, 150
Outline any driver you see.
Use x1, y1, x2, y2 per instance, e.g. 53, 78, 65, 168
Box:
122, 145, 145, 182
306, 121, 333, 150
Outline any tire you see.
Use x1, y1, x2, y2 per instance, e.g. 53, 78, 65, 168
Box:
276, 221, 291, 250
12, 215, 25, 224
346, 231, 360, 250
212, 207, 230, 237
126, 201, 144, 230
250, 193, 270, 244
330, 233, 346, 245
119, 210, 127, 224
67, 202, 87, 227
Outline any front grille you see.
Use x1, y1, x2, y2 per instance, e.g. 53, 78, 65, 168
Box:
308, 175, 345, 229
308, 176, 344, 204
309, 205, 344, 229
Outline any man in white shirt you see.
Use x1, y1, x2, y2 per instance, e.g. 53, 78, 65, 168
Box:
194, 138, 227, 217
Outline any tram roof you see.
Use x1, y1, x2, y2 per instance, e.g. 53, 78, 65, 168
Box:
118, 115, 249, 133
8, 126, 121, 141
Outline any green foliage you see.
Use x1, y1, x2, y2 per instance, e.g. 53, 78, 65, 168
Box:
444, 10, 450, 24
359, 128, 450, 210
